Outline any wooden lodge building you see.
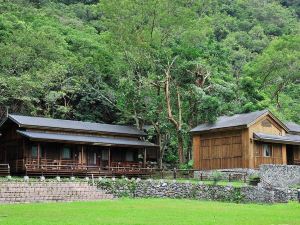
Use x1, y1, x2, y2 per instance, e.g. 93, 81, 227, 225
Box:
191, 110, 300, 170
0, 114, 158, 177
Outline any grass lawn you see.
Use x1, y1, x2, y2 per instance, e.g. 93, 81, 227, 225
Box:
0, 199, 299, 225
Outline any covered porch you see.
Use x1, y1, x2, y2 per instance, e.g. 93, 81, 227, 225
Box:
253, 132, 300, 166
11, 130, 158, 177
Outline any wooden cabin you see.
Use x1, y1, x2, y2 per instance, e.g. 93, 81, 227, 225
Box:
0, 114, 158, 177
191, 110, 300, 170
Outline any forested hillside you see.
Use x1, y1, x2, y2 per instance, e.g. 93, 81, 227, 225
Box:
0, 0, 299, 165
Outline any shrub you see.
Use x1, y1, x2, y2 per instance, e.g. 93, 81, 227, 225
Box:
248, 174, 260, 186
179, 160, 194, 170
212, 171, 222, 185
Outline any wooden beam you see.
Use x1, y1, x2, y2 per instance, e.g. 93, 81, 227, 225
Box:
108, 147, 111, 169
192, 135, 200, 170
282, 144, 287, 164
4, 147, 7, 163
44, 144, 47, 160
143, 148, 147, 167
37, 143, 40, 168
22, 140, 26, 159
81, 145, 84, 165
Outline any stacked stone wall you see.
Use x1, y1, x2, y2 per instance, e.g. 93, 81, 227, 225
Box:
96, 179, 288, 203
259, 164, 300, 188
0, 182, 113, 203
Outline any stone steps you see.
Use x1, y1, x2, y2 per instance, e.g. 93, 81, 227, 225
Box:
0, 182, 113, 203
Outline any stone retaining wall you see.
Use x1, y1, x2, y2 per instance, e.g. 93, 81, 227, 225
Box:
0, 182, 113, 204
260, 164, 300, 188
96, 179, 288, 203
287, 189, 299, 201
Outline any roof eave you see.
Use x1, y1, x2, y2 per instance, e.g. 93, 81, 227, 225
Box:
190, 125, 247, 134
17, 130, 158, 148
26, 137, 157, 148
247, 110, 289, 132
246, 110, 269, 127
253, 137, 300, 145
16, 124, 147, 137
8, 114, 147, 137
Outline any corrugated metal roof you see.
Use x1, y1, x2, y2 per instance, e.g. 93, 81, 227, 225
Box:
8, 114, 146, 136
191, 110, 268, 133
17, 130, 157, 147
285, 122, 300, 134
253, 132, 300, 145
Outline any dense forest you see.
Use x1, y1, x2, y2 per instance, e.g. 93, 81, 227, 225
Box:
0, 0, 299, 166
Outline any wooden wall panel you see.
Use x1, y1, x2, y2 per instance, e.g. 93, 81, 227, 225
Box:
254, 142, 285, 168
294, 146, 300, 160
193, 130, 243, 170
249, 116, 284, 136
248, 114, 287, 168
193, 114, 290, 170
192, 136, 200, 169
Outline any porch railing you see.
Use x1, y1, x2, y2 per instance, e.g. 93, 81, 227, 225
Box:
20, 158, 155, 177
294, 159, 300, 165
0, 164, 10, 176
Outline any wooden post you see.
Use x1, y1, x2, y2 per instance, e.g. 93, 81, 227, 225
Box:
143, 148, 147, 167
173, 168, 177, 179
108, 147, 111, 169
282, 144, 287, 165
161, 169, 164, 179
81, 145, 84, 165
37, 143, 40, 168
44, 144, 47, 161
4, 146, 7, 163
22, 140, 26, 160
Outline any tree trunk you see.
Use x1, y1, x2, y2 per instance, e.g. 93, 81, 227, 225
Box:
177, 131, 184, 164
157, 134, 163, 169
163, 56, 185, 164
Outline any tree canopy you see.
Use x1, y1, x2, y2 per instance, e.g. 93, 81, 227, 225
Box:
0, 0, 299, 165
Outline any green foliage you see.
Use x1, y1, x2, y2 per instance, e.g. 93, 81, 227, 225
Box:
0, 0, 299, 164
96, 178, 137, 198
212, 171, 222, 185
229, 188, 245, 204
179, 160, 194, 170
248, 174, 261, 186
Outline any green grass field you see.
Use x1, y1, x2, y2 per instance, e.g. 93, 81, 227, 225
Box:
0, 199, 299, 225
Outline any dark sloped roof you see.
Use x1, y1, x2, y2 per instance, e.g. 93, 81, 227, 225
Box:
7, 114, 146, 136
253, 132, 300, 145
285, 122, 300, 134
17, 130, 157, 147
191, 110, 268, 133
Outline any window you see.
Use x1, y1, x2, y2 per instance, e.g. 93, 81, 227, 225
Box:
101, 150, 109, 161
31, 146, 38, 158
125, 151, 134, 162
263, 144, 272, 157
62, 147, 71, 159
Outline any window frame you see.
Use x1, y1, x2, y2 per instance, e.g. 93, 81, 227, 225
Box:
262, 144, 272, 157
31, 145, 38, 158
62, 147, 71, 159
101, 150, 109, 161
125, 151, 134, 162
